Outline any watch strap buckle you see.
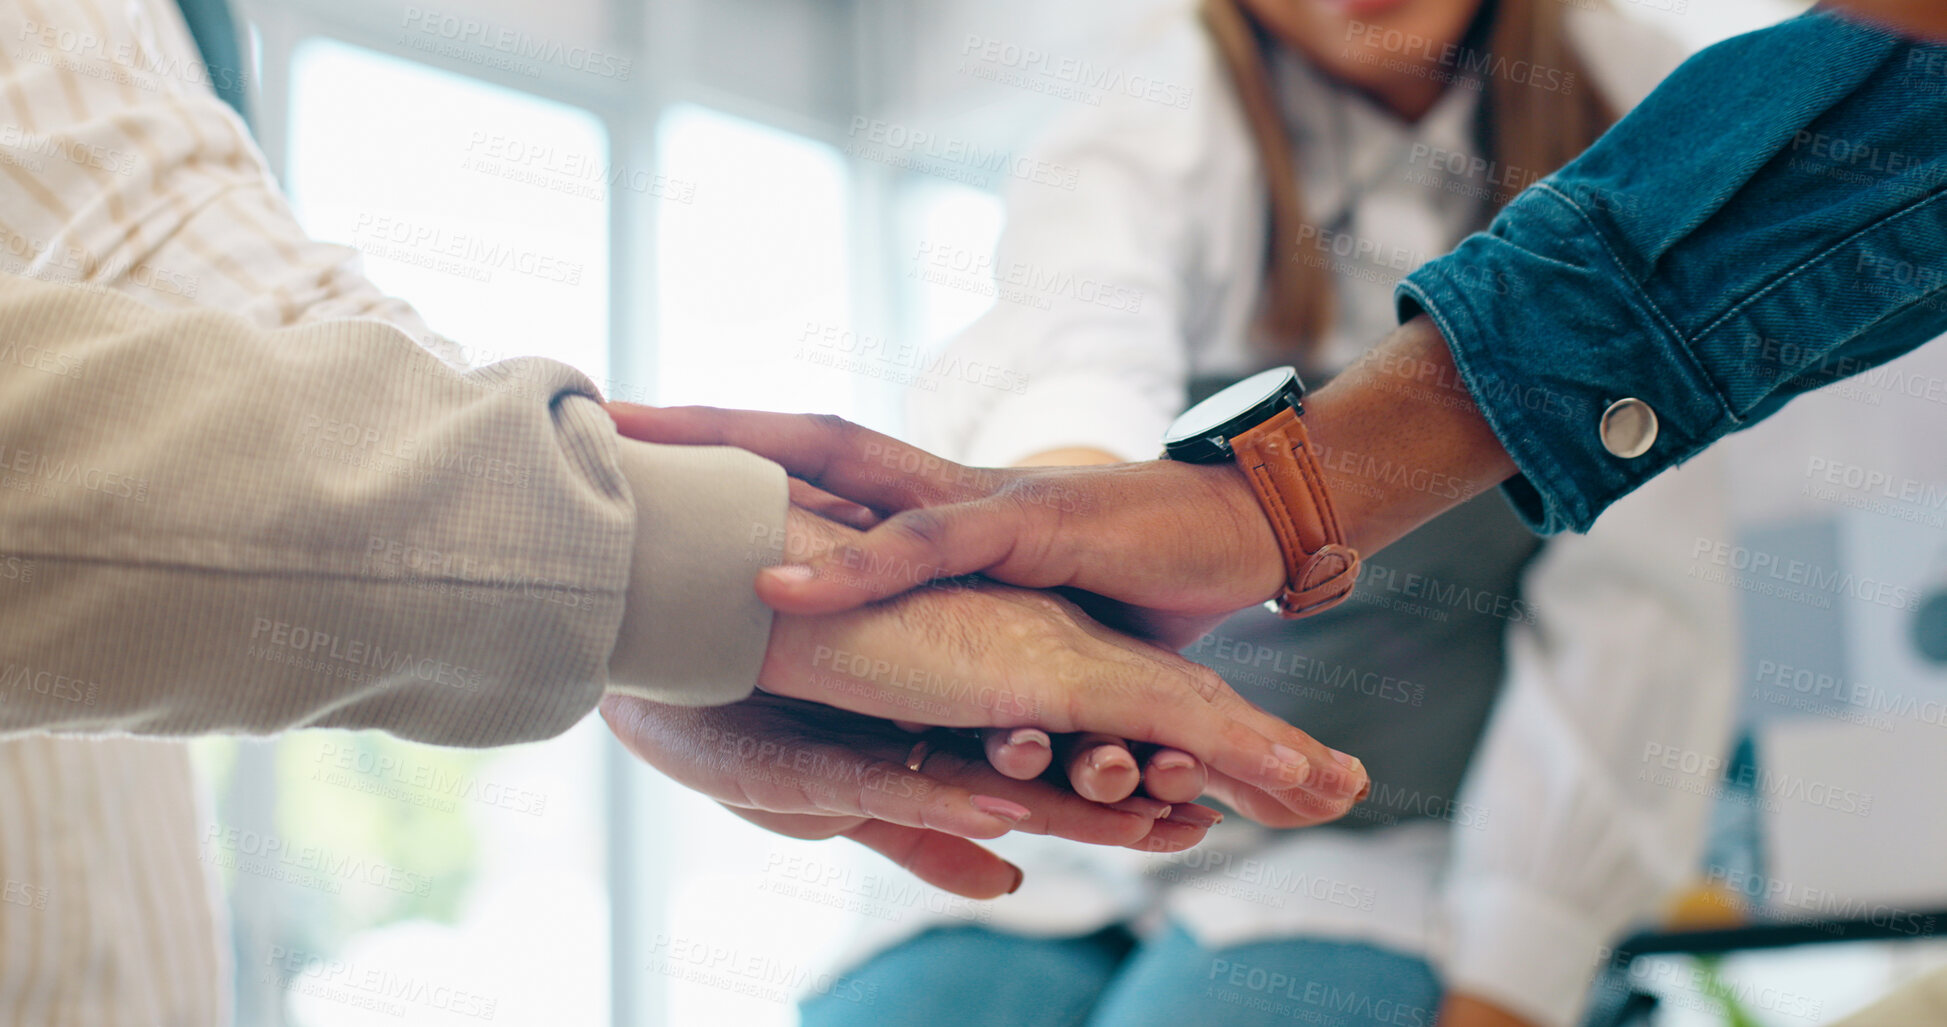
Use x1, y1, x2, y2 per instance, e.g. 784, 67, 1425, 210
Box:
1232, 407, 1362, 620
1276, 543, 1360, 619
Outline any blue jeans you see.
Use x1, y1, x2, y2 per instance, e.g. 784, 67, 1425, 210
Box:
799, 924, 1441, 1027
1399, 11, 1947, 534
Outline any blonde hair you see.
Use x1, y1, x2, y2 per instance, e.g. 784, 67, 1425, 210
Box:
1201, 0, 1616, 369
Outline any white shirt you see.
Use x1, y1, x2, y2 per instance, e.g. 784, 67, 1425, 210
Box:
887, 5, 1740, 1026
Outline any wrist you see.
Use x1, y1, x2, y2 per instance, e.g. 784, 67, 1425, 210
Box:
1198, 459, 1292, 608
1301, 315, 1516, 556
757, 507, 843, 692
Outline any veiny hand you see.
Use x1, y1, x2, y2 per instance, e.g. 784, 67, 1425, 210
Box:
599, 692, 1221, 899
609, 403, 1287, 650
787, 472, 1214, 807
752, 505, 1369, 819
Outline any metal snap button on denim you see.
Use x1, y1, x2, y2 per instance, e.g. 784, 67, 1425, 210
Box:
1599, 398, 1658, 458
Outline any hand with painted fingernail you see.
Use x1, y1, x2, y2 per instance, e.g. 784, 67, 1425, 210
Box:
751, 507, 1370, 819
601, 693, 1217, 899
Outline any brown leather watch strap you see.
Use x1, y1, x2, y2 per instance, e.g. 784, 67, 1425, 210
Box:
1230, 406, 1360, 618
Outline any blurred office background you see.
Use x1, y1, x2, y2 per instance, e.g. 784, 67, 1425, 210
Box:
188, 0, 1947, 1024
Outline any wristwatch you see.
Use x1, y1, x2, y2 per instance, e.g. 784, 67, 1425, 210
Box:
1162, 366, 1360, 619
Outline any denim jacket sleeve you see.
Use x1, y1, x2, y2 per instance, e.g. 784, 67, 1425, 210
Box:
1395, 11, 1947, 534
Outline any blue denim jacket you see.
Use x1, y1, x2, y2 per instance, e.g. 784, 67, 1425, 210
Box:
1397, 11, 1947, 534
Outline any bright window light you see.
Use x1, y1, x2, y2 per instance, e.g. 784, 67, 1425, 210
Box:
900, 179, 1004, 357
191, 37, 617, 1027
654, 104, 853, 414
286, 38, 611, 380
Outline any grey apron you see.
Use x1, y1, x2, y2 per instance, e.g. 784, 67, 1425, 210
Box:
1178, 374, 1543, 827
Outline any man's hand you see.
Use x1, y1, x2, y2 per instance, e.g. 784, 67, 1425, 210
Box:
621, 408, 1288, 648
599, 692, 1220, 898
753, 506, 1369, 817
608, 317, 1514, 649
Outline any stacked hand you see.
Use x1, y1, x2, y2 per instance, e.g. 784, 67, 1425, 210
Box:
608, 405, 1294, 647
602, 409, 1373, 898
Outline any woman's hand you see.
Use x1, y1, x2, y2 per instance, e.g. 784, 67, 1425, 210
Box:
599, 692, 1220, 898
755, 505, 1368, 817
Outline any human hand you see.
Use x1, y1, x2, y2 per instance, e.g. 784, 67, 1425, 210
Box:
614, 404, 1287, 650
610, 318, 1518, 648
794, 450, 1213, 807
599, 692, 1222, 899
753, 505, 1369, 819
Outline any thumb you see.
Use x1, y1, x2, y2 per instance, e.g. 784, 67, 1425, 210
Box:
758, 503, 1029, 614
841, 820, 1024, 900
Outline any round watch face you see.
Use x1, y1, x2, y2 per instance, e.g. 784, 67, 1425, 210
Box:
1163, 366, 1304, 462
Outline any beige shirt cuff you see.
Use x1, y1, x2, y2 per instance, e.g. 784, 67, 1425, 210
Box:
605, 439, 787, 705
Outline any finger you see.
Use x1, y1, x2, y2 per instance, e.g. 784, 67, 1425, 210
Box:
788, 477, 881, 530
599, 695, 1166, 849
905, 743, 1160, 848
1069, 656, 1370, 805
599, 695, 1025, 839
791, 751, 1036, 841
1060, 733, 1142, 804
1201, 770, 1362, 829
1141, 748, 1208, 805
842, 820, 1024, 900
719, 805, 865, 841
1125, 806, 1222, 854
755, 501, 1033, 615
605, 404, 993, 509
981, 727, 1053, 780
1162, 803, 1224, 830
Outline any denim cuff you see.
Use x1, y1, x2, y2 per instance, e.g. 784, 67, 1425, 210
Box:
1396, 185, 1737, 534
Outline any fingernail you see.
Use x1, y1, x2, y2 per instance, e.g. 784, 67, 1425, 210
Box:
765, 564, 816, 584
1151, 751, 1197, 772
1108, 797, 1171, 819
1329, 749, 1369, 796
1006, 728, 1051, 751
1006, 862, 1024, 895
1088, 747, 1136, 773
971, 795, 1031, 823
1271, 744, 1310, 784
1165, 805, 1223, 828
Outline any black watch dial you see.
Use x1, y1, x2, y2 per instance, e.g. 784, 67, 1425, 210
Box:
1162, 366, 1306, 463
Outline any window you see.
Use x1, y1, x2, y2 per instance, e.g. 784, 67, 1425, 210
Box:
287, 39, 611, 377
193, 37, 614, 1027
654, 104, 852, 415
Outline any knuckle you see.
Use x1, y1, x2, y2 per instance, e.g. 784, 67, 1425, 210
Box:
1182, 666, 1228, 705
1006, 588, 1076, 622
804, 412, 860, 441
887, 508, 953, 552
